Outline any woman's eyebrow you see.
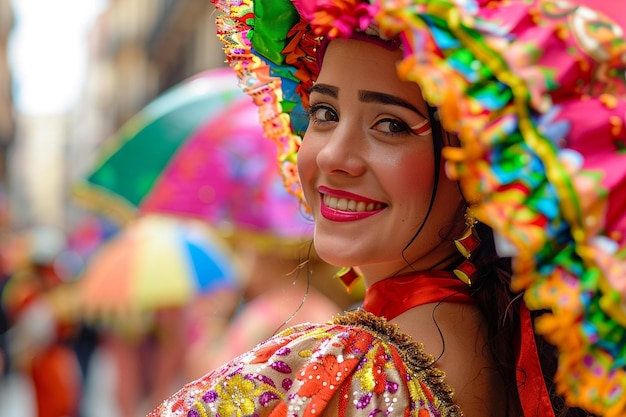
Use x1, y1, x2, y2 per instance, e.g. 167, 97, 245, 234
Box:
359, 90, 424, 116
310, 83, 338, 98
310, 85, 426, 117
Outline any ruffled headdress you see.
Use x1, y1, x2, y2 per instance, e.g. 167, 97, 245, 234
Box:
210, 0, 626, 415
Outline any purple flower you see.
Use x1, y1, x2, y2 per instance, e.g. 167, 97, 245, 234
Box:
356, 392, 373, 409
282, 377, 293, 391
259, 391, 280, 406
271, 361, 293, 373
202, 390, 218, 403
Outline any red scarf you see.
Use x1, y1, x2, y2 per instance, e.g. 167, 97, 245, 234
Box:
362, 270, 555, 417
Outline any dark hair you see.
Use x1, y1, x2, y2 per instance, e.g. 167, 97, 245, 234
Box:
472, 220, 592, 417
407, 107, 592, 416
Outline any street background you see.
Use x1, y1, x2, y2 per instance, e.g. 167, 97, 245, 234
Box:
0, 1, 360, 416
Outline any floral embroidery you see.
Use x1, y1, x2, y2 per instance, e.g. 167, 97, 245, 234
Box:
150, 310, 461, 417
296, 354, 361, 415
214, 374, 259, 416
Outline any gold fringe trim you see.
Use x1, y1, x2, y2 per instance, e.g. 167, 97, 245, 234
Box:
333, 309, 463, 417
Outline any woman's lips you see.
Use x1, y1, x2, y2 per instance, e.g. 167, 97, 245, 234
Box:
318, 186, 386, 222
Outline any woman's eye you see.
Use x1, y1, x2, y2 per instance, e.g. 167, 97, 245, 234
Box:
374, 118, 411, 135
309, 105, 338, 123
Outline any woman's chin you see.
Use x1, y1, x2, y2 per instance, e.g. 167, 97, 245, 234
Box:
312, 238, 359, 268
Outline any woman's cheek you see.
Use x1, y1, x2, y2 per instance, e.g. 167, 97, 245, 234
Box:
297, 137, 318, 202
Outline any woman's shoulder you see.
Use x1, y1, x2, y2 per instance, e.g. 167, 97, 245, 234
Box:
150, 310, 462, 417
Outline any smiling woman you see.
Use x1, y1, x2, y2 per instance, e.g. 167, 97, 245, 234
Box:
150, 1, 626, 416
299, 39, 463, 281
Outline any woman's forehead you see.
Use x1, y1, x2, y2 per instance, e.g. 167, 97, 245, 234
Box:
317, 39, 428, 114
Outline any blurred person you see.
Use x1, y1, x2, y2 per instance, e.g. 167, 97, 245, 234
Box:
0, 188, 13, 378
0, 272, 10, 376
0, 233, 34, 417
0, 236, 14, 377
83, 289, 240, 417
78, 216, 243, 417
94, 308, 187, 417
2, 248, 82, 417
183, 236, 343, 381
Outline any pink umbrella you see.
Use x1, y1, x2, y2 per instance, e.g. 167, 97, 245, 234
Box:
139, 88, 311, 240
75, 68, 312, 241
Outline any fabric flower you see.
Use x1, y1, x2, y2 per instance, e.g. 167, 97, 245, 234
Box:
215, 374, 260, 416
296, 354, 361, 414
282, 19, 321, 109
310, 0, 378, 39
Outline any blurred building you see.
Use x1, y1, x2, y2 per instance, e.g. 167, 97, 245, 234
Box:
82, 0, 223, 129
8, 0, 225, 230
0, 0, 14, 183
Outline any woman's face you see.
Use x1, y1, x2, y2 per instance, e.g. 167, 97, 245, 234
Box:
297, 38, 464, 283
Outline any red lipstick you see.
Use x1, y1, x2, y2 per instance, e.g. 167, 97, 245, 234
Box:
318, 186, 385, 222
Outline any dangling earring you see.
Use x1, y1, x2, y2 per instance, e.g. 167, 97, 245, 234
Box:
453, 208, 481, 287
334, 267, 363, 292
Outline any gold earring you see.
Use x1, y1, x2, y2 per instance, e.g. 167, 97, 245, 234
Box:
334, 267, 363, 292
453, 208, 480, 286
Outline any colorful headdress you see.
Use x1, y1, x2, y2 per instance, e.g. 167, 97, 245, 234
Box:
211, 0, 626, 415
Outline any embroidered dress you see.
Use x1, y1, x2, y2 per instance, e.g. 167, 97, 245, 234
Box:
151, 311, 460, 417
151, 272, 472, 416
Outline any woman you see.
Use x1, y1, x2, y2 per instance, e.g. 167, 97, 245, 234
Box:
151, 0, 626, 416
301, 37, 513, 415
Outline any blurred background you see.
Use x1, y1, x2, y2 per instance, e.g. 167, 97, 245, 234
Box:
0, 1, 362, 416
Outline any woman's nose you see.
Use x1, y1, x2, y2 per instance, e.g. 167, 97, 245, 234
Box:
315, 121, 366, 177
